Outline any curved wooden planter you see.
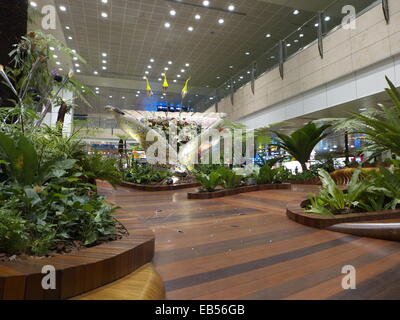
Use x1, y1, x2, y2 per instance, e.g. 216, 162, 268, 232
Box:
121, 181, 200, 191
286, 200, 400, 229
0, 208, 155, 300
188, 183, 291, 200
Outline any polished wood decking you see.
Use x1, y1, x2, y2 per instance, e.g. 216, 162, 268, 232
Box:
99, 184, 400, 300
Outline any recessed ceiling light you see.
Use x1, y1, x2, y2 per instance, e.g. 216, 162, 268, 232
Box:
188, 26, 194, 32
68, 36, 73, 40
195, 14, 201, 20
59, 5, 67, 11
72, 49, 77, 53
173, 79, 177, 83
76, 69, 81, 73
122, 96, 126, 99
164, 67, 169, 71
229, 65, 233, 69
202, 0, 210, 7
150, 58, 155, 63
168, 61, 172, 65
102, 60, 107, 64
135, 94, 139, 97
299, 33, 304, 38
216, 76, 220, 79
101, 0, 108, 3
181, 69, 185, 73
228, 4, 235, 11
294, 39, 299, 43
164, 22, 171, 28
59, 68, 63, 71
73, 57, 78, 61
170, 9, 176, 16
185, 63, 190, 67
325, 16, 331, 21
49, 46, 55, 51
145, 71, 149, 74
102, 53, 107, 57
56, 61, 61, 65
314, 23, 319, 27
101, 12, 108, 18
147, 65, 152, 69
245, 52, 250, 55
293, 9, 300, 15
102, 66, 107, 70
286, 43, 291, 47
95, 87, 99, 90
65, 26, 70, 30
158, 78, 162, 81
137, 91, 140, 94
265, 33, 271, 38
75, 63, 80, 67
53, 55, 58, 58
30, 2, 37, 7
177, 74, 181, 78
109, 95, 113, 98
218, 18, 224, 24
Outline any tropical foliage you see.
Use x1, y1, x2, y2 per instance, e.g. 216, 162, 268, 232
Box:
306, 165, 400, 215
272, 122, 331, 171
124, 162, 172, 185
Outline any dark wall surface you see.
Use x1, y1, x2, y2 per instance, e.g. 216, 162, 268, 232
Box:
0, 0, 28, 106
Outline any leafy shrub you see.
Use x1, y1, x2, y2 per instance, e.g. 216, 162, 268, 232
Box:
79, 152, 122, 187
0, 209, 29, 254
0, 132, 117, 256
194, 171, 222, 192
288, 170, 319, 182
0, 179, 116, 255
256, 165, 287, 185
306, 161, 400, 216
216, 167, 243, 189
124, 162, 172, 184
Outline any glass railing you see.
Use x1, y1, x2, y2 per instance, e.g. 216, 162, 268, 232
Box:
196, 0, 380, 113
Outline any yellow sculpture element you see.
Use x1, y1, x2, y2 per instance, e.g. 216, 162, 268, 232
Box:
144, 76, 153, 97
162, 73, 169, 92
181, 77, 191, 99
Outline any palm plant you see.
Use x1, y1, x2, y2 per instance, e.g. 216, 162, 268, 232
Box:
319, 77, 400, 159
271, 123, 331, 172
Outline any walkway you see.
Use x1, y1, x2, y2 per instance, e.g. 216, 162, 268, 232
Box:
99, 184, 400, 300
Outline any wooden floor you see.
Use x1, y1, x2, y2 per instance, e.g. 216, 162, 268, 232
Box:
99, 184, 400, 300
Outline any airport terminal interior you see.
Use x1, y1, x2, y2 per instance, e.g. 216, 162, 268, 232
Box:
0, 0, 399, 301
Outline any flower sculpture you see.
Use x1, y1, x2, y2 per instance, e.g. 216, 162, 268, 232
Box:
105, 106, 227, 171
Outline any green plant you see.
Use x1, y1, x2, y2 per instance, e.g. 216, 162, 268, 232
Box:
124, 163, 172, 184
0, 132, 76, 186
216, 167, 242, 189
194, 171, 222, 192
272, 123, 331, 172
324, 77, 400, 159
288, 170, 319, 182
306, 168, 370, 215
0, 208, 29, 254
256, 165, 286, 185
79, 152, 122, 188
